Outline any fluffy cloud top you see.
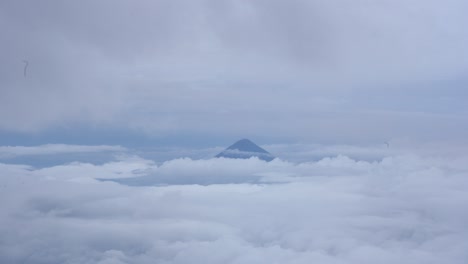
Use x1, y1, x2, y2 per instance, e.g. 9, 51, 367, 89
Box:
1, 144, 468, 263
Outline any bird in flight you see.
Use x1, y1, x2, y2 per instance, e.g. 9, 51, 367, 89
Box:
23, 60, 29, 77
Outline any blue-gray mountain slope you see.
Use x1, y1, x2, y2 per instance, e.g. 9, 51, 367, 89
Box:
215, 139, 275, 162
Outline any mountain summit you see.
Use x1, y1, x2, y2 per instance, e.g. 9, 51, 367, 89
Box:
215, 139, 275, 161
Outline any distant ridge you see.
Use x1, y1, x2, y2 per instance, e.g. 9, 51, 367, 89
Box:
215, 139, 275, 162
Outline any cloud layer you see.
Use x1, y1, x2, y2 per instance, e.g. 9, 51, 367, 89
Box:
0, 144, 126, 158
1, 0, 467, 142
1, 145, 468, 263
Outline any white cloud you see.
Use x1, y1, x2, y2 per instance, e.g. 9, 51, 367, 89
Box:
1, 146, 468, 263
265, 139, 468, 162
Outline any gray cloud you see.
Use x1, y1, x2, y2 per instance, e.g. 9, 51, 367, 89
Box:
0, 144, 126, 158
1, 0, 467, 142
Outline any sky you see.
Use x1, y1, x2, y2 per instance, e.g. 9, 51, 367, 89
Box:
1, 0, 468, 147
2, 1, 468, 263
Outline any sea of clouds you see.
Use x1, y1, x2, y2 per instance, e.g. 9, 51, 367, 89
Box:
1, 144, 468, 264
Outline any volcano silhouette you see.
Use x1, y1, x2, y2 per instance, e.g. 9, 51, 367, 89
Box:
215, 139, 275, 161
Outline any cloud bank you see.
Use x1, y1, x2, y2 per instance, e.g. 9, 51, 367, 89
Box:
1, 146, 468, 263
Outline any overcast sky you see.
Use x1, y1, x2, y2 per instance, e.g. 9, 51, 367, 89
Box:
1, 0, 468, 147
